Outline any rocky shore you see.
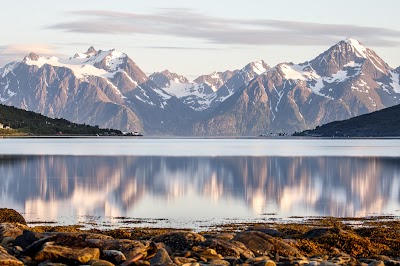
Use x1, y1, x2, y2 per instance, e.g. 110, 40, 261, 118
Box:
0, 209, 399, 266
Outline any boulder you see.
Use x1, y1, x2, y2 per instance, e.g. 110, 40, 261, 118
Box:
89, 259, 116, 266
87, 238, 153, 260
0, 245, 23, 266
233, 231, 302, 257
37, 261, 68, 266
0, 223, 25, 241
14, 230, 45, 249
173, 256, 198, 265
247, 227, 283, 238
102, 250, 126, 264
151, 232, 205, 252
200, 248, 223, 261
0, 209, 26, 225
303, 228, 340, 239
207, 259, 230, 265
149, 248, 173, 265
22, 233, 97, 257
1, 237, 15, 248
204, 238, 254, 259
34, 241, 100, 264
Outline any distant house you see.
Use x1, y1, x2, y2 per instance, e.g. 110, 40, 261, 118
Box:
0, 122, 11, 129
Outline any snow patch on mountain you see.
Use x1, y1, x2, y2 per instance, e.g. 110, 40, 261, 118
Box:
105, 79, 126, 99
345, 38, 368, 57
0, 80, 17, 103
153, 87, 172, 100
0, 62, 20, 78
278, 61, 363, 99
390, 71, 400, 93
344, 38, 386, 73
252, 60, 270, 75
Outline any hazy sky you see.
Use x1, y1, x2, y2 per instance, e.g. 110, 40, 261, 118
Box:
1, 0, 400, 79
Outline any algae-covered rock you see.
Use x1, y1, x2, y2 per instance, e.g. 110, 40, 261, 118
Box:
0, 209, 26, 225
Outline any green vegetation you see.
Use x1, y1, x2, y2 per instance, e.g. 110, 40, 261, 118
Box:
0, 104, 122, 136
294, 104, 400, 137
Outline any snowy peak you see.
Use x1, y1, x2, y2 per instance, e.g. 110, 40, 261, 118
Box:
310, 37, 389, 77
23, 52, 41, 62
72, 46, 97, 59
149, 70, 189, 88
160, 69, 189, 83
85, 49, 128, 73
86, 46, 97, 55
193, 70, 237, 92
20, 47, 135, 80
343, 37, 368, 57
242, 60, 270, 75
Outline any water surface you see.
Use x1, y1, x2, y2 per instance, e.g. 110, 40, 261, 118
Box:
0, 138, 399, 229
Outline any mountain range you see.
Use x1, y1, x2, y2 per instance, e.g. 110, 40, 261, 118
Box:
0, 38, 399, 135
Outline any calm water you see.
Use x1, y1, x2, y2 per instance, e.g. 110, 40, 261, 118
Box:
0, 138, 399, 229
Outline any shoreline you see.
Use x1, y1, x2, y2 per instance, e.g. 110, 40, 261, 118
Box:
1, 209, 399, 265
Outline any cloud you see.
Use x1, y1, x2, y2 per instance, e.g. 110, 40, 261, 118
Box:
0, 44, 61, 66
47, 9, 400, 47
144, 46, 222, 50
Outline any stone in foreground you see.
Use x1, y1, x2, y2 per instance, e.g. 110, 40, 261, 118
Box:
0, 245, 23, 266
34, 242, 100, 264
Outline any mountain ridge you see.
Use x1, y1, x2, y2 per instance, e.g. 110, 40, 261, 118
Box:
0, 38, 399, 136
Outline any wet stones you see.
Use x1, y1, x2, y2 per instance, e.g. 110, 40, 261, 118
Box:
0, 209, 399, 266
152, 231, 206, 252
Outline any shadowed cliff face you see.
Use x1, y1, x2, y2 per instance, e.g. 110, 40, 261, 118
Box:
1, 155, 399, 222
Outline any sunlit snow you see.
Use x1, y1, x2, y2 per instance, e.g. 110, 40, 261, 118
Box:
24, 49, 128, 79
390, 71, 400, 93
345, 38, 386, 73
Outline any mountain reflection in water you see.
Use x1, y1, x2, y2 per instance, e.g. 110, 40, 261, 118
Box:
0, 155, 399, 225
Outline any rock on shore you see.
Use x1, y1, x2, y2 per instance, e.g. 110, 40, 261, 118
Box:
0, 209, 399, 265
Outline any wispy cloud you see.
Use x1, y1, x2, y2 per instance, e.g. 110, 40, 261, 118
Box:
145, 46, 222, 50
0, 44, 61, 65
47, 9, 400, 47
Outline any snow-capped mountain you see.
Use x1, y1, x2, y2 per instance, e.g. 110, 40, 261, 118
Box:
149, 70, 214, 111
210, 60, 270, 104
193, 70, 237, 92
149, 61, 270, 112
0, 38, 399, 136
194, 38, 400, 135
0, 47, 194, 134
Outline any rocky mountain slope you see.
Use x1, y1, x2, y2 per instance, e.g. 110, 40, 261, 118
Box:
0, 38, 399, 135
194, 38, 400, 135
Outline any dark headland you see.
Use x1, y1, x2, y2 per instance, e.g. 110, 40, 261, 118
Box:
0, 104, 122, 136
295, 104, 400, 137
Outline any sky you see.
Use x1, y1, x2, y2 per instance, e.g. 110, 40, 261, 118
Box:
1, 0, 400, 79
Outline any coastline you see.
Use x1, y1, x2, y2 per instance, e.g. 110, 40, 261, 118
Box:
1, 209, 399, 266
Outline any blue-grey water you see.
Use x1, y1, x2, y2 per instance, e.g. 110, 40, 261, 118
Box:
0, 138, 399, 229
